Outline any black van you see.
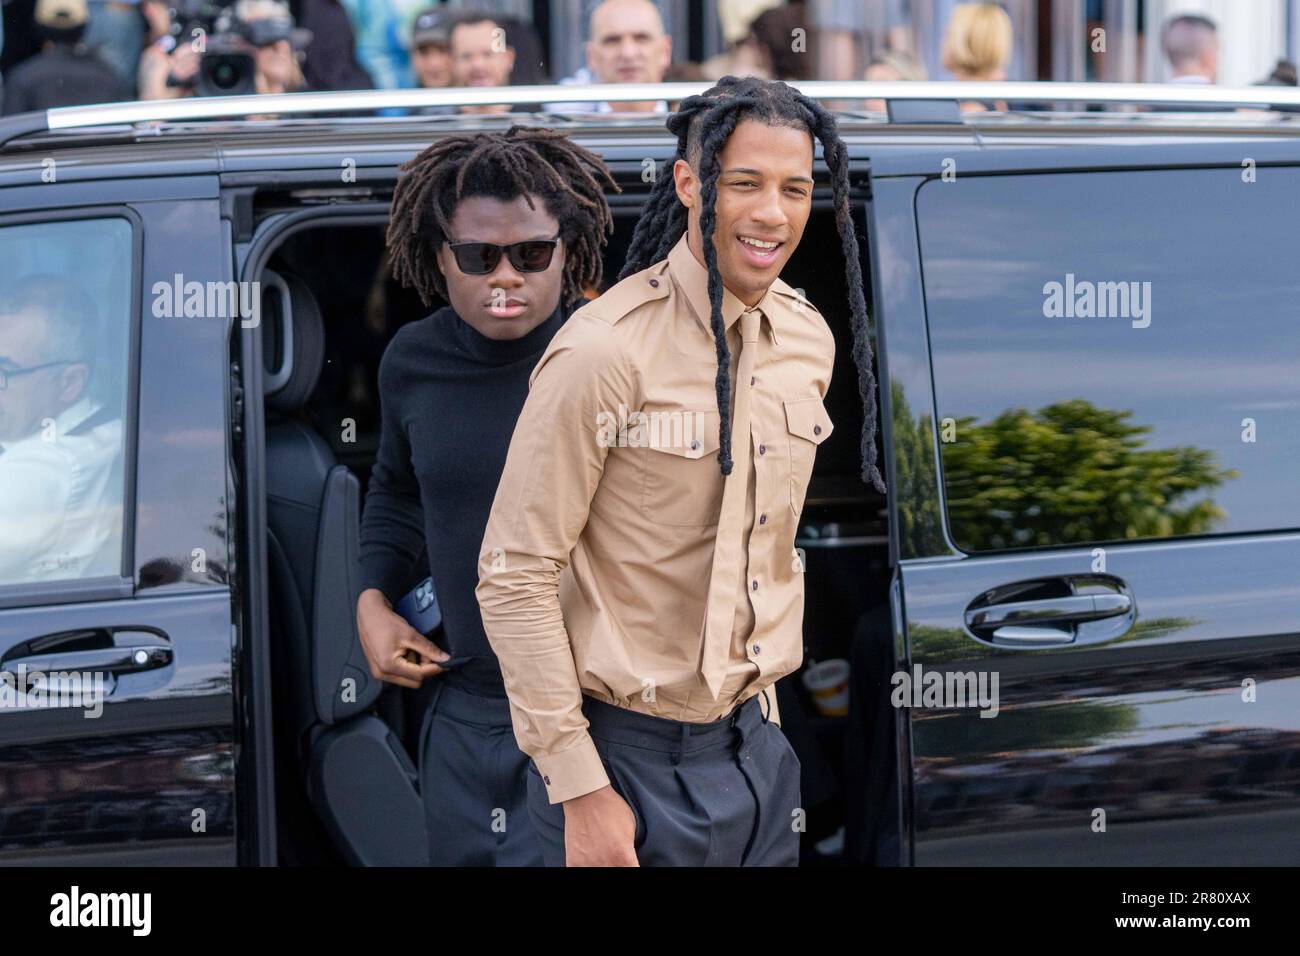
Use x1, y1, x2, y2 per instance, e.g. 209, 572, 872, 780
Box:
0, 86, 1296, 866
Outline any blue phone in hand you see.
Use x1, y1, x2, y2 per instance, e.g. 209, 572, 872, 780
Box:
392, 577, 468, 671
394, 577, 442, 636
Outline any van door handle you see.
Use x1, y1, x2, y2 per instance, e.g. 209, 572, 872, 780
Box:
1, 629, 172, 682
964, 579, 1133, 646
4, 645, 172, 677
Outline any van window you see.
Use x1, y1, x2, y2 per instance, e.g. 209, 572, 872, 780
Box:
0, 218, 133, 585
916, 168, 1300, 552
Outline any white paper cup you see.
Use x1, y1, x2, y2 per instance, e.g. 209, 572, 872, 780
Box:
801, 658, 850, 717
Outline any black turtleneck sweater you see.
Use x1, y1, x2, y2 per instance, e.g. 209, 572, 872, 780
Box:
359, 302, 566, 698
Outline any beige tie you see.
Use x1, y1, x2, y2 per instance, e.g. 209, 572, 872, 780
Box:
699, 307, 761, 699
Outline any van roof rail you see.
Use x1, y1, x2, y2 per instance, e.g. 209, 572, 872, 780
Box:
3, 80, 1299, 149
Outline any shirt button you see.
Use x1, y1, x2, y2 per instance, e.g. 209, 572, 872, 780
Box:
814, 425, 822, 435
751, 580, 759, 591
753, 644, 761, 655
750, 375, 756, 386
690, 439, 700, 450
758, 444, 766, 455
759, 513, 767, 525
649, 278, 659, 287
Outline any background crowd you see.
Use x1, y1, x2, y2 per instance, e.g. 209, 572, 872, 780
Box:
0, 0, 1298, 116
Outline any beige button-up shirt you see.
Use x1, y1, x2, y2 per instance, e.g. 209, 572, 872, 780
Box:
476, 233, 836, 803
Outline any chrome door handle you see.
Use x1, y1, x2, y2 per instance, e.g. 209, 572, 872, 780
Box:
964, 576, 1135, 647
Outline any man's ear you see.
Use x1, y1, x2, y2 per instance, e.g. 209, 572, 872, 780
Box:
59, 363, 89, 406
672, 158, 696, 209
434, 240, 457, 289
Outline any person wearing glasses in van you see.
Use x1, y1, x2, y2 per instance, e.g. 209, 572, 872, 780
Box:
0, 276, 123, 583
355, 127, 616, 865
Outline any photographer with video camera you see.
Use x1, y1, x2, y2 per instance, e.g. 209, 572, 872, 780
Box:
139, 0, 310, 100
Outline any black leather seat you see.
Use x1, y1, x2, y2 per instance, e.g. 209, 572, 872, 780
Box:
262, 269, 428, 866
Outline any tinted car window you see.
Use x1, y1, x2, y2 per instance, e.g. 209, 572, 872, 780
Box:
917, 168, 1300, 552
0, 218, 133, 585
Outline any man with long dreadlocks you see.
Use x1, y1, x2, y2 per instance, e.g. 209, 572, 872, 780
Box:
356, 125, 616, 865
477, 76, 886, 866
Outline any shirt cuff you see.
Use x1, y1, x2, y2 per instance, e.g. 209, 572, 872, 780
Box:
533, 735, 610, 804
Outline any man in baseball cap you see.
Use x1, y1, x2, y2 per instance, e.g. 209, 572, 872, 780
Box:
2, 0, 127, 114
36, 0, 90, 32
411, 7, 454, 91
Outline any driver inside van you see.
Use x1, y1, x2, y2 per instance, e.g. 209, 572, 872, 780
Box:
0, 275, 123, 584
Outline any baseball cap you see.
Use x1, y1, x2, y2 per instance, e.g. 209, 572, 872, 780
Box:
412, 8, 452, 48
35, 0, 89, 30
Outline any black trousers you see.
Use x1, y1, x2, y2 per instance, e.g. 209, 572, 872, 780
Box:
418, 681, 543, 866
527, 690, 802, 866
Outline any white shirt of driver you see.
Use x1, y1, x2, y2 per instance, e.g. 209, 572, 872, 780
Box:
542, 67, 668, 113
0, 397, 124, 584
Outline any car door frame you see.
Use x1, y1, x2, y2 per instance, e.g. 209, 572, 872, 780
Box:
871, 142, 1300, 866
0, 176, 241, 865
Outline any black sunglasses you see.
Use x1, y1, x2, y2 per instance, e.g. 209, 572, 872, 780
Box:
446, 237, 561, 275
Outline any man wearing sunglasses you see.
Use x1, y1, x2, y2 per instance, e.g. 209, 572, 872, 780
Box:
0, 275, 123, 584
356, 127, 616, 865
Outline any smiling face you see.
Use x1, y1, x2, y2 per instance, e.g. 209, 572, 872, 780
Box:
433, 194, 565, 341
672, 118, 815, 307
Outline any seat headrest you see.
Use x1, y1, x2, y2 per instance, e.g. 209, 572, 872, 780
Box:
263, 269, 326, 414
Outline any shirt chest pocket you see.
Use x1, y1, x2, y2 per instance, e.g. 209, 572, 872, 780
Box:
784, 398, 834, 516
638, 409, 724, 527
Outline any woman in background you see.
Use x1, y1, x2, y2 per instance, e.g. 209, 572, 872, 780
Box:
940, 1, 1012, 111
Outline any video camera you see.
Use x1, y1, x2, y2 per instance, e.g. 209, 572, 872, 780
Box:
164, 1, 301, 97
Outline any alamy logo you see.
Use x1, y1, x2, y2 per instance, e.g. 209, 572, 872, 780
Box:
50, 886, 151, 936
595, 405, 707, 451
1042, 273, 1151, 328
151, 274, 260, 328
891, 664, 999, 718
0, 665, 104, 718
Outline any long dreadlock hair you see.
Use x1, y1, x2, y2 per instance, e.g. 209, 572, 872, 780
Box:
389, 125, 619, 308
619, 76, 886, 493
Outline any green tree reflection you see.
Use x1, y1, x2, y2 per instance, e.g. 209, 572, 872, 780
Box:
890, 381, 944, 556
941, 400, 1238, 552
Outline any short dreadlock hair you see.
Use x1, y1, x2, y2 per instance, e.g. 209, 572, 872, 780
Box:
618, 76, 886, 493
388, 125, 619, 307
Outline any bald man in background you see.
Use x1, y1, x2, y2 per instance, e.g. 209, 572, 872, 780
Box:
1162, 13, 1219, 84
545, 0, 672, 114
